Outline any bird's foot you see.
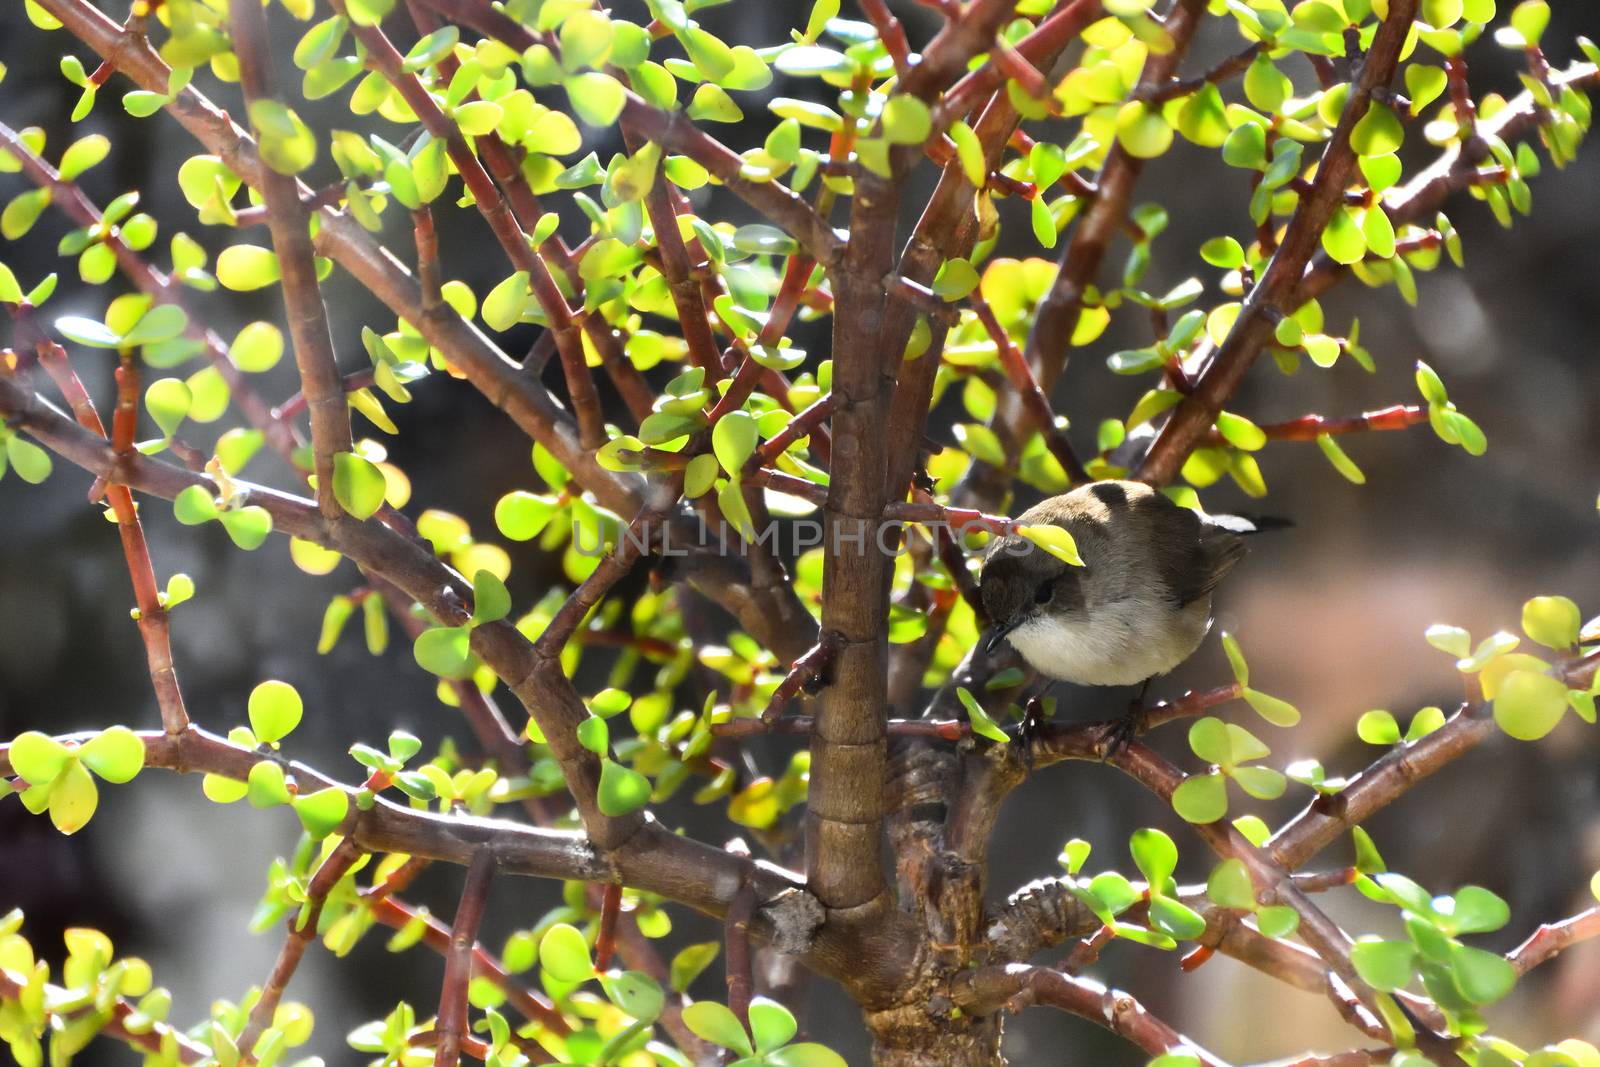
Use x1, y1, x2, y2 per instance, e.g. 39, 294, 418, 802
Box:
1017, 695, 1049, 776
1097, 697, 1151, 761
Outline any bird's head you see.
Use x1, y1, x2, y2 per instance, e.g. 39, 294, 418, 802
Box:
978, 535, 1085, 653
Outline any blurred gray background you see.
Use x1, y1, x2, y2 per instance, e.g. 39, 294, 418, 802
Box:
3, 2, 1600, 1063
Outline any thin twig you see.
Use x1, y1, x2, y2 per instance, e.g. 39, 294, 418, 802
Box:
533, 477, 682, 661
754, 393, 836, 467
276, 368, 376, 422
950, 964, 1233, 1067
1136, 0, 1423, 484
227, 0, 352, 519
332, 0, 607, 449
932, 0, 1104, 131
34, 340, 190, 735
1138, 42, 1263, 104
0, 967, 209, 1064
595, 883, 623, 971
0, 120, 301, 465
760, 633, 844, 725
1212, 405, 1428, 443
859, 0, 912, 78
1508, 906, 1600, 975
725, 874, 758, 1036
240, 839, 364, 1057
1023, 0, 1208, 391
971, 292, 1088, 483
434, 850, 497, 1067
366, 894, 569, 1032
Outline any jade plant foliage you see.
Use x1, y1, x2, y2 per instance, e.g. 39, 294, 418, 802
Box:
1, 0, 1600, 1064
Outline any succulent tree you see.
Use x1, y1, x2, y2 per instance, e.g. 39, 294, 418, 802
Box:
2, 0, 1600, 1064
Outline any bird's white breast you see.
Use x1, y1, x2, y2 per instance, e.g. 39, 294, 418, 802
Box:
1007, 596, 1213, 686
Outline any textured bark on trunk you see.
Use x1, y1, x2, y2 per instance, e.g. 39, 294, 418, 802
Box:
869, 1009, 1005, 1066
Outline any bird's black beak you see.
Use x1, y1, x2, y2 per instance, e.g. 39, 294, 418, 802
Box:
985, 618, 1022, 655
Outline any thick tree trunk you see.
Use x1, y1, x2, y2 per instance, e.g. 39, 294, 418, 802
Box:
869, 1008, 1005, 1066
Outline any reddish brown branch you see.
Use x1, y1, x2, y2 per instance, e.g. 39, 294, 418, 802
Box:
933, 0, 1103, 130
622, 123, 730, 379
1022, 0, 1207, 393
533, 478, 682, 661
713, 716, 971, 742
1136, 0, 1423, 485
1508, 906, 1600, 976
1138, 42, 1263, 104
594, 883, 623, 971
725, 875, 758, 1036
1221, 405, 1428, 442
992, 38, 1052, 103
859, 0, 912, 79
240, 838, 364, 1057
434, 849, 496, 1067
1296, 60, 1599, 306
0, 120, 301, 465
950, 964, 1233, 1067
898, 0, 1034, 104
227, 0, 352, 519
1267, 703, 1495, 871
332, 1, 606, 450
988, 684, 1244, 771
971, 293, 1088, 483
366, 888, 570, 1033
230, 180, 363, 228
760, 632, 844, 725
0, 967, 208, 1064
402, 2, 653, 424
34, 341, 190, 735
277, 368, 376, 422
886, 501, 1014, 535
755, 393, 836, 467
1010, 129, 1099, 197
413, 207, 444, 314
1062, 924, 1116, 974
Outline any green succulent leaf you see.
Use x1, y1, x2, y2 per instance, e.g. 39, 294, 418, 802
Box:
1172, 772, 1228, 823
79, 726, 145, 784
292, 787, 348, 839
471, 570, 512, 626
748, 996, 798, 1054
539, 922, 595, 983
9, 731, 71, 784
682, 1000, 753, 1056
1351, 938, 1417, 992
957, 687, 1009, 744
248, 680, 303, 745
1016, 524, 1084, 566
414, 626, 475, 680
601, 970, 664, 1024
597, 758, 651, 816
1147, 895, 1208, 941
1522, 595, 1580, 650
1129, 828, 1178, 887
1207, 859, 1255, 909
49, 759, 99, 835
1492, 669, 1568, 741
332, 451, 387, 520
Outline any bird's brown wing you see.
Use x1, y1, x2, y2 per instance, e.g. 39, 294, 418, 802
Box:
1140, 498, 1247, 607
1171, 525, 1247, 606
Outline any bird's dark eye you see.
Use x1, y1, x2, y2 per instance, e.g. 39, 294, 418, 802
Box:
1033, 583, 1053, 605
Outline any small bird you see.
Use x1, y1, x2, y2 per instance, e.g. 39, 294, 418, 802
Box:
979, 480, 1269, 692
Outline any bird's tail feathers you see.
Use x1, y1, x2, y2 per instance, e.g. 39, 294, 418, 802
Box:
1202, 512, 1294, 536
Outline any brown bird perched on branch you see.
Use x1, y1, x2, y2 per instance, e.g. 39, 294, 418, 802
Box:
979, 480, 1275, 695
